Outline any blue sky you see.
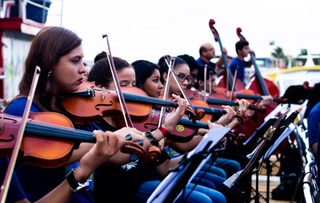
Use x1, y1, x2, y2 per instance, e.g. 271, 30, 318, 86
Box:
46, 0, 320, 64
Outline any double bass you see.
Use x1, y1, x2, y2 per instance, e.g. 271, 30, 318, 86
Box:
234, 28, 280, 139
208, 19, 250, 95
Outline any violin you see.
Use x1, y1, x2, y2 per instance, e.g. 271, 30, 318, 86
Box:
206, 97, 267, 114
60, 82, 227, 143
234, 93, 289, 104
0, 112, 150, 168
60, 81, 152, 124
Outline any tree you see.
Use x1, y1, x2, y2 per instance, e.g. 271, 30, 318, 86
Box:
269, 41, 287, 68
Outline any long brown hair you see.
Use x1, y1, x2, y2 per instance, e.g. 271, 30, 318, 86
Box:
19, 26, 82, 111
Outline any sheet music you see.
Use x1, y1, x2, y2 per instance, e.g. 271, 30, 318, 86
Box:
223, 170, 242, 188
263, 123, 295, 159
147, 126, 230, 203
264, 103, 302, 121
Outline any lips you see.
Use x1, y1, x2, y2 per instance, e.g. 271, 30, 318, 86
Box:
77, 78, 83, 84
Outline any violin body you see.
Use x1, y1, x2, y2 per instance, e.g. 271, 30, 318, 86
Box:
0, 112, 147, 168
61, 81, 152, 124
1, 112, 74, 168
131, 110, 196, 143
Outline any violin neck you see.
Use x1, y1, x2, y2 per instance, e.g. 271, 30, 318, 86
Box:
207, 98, 236, 106
26, 122, 95, 143
178, 117, 208, 129
235, 93, 262, 100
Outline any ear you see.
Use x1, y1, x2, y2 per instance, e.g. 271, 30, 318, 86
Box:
162, 72, 168, 82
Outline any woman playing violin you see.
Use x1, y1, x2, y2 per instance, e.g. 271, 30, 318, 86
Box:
88, 57, 226, 203
158, 55, 243, 174
4, 26, 146, 202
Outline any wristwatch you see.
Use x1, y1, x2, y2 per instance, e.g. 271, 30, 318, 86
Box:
65, 169, 90, 193
145, 131, 159, 146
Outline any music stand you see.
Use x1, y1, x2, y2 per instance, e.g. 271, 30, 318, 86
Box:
147, 126, 230, 203
224, 110, 289, 203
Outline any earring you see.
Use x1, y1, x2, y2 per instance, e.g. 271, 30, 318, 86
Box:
47, 71, 52, 77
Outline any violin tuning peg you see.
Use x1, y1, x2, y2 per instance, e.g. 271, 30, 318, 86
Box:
135, 139, 143, 146
125, 133, 132, 141
129, 154, 138, 162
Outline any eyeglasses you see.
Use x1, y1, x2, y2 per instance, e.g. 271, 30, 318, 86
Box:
204, 48, 214, 52
175, 73, 192, 84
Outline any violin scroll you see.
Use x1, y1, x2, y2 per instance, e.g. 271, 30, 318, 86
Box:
144, 146, 161, 164
120, 141, 146, 161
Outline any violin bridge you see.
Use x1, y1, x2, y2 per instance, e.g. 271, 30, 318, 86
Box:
102, 87, 106, 100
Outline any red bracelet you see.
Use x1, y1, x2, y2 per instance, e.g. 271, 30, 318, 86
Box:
159, 126, 170, 137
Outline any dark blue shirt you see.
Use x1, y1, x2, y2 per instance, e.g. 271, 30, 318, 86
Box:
308, 101, 320, 148
196, 58, 216, 69
229, 57, 249, 85
0, 158, 27, 202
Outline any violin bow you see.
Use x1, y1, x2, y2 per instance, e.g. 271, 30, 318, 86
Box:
157, 56, 175, 128
102, 34, 134, 128
163, 56, 203, 122
0, 66, 41, 202
203, 64, 207, 100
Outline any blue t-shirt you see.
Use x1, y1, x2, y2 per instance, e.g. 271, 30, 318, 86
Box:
308, 101, 320, 148
229, 57, 249, 85
0, 158, 27, 202
196, 58, 216, 69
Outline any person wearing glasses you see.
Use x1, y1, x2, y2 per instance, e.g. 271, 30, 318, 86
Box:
196, 42, 227, 74
158, 56, 193, 97
177, 54, 200, 90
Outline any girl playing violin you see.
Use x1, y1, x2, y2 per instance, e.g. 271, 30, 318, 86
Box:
87, 56, 226, 203
3, 26, 147, 202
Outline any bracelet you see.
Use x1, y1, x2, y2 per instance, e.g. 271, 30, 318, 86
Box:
159, 126, 170, 137
145, 131, 159, 146
232, 113, 244, 124
65, 169, 90, 193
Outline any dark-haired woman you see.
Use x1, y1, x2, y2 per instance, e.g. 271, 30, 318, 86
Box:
3, 26, 141, 202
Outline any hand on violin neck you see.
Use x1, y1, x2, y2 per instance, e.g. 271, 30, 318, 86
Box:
258, 95, 273, 106
76, 130, 126, 182
162, 94, 188, 132
235, 99, 250, 115
215, 105, 236, 126
114, 127, 144, 143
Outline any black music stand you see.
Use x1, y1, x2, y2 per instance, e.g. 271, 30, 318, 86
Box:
147, 126, 230, 203
224, 110, 289, 203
